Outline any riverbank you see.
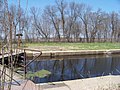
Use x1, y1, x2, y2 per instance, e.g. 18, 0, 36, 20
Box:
26, 49, 120, 57
25, 42, 120, 57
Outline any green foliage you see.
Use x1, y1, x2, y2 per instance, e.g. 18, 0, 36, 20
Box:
27, 69, 51, 80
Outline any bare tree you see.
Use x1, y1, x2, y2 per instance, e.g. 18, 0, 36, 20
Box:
77, 3, 92, 42
110, 12, 119, 42
89, 10, 104, 42
65, 2, 81, 42
30, 7, 51, 42
1, 0, 120, 43
44, 5, 61, 41
55, 0, 67, 39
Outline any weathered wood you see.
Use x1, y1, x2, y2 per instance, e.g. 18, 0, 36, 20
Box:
0, 52, 24, 59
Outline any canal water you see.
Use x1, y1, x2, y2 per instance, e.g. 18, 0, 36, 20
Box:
27, 54, 120, 83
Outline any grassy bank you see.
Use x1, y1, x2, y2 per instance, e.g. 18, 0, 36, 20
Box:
25, 42, 120, 51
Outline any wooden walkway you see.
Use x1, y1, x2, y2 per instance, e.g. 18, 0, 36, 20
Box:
0, 65, 23, 81
0, 49, 42, 90
0, 52, 24, 59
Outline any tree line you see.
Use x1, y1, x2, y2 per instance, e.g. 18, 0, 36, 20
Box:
0, 0, 120, 43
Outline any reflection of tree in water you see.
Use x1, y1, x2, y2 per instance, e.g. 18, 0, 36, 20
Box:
50, 59, 83, 81
61, 60, 65, 80
68, 59, 81, 79
82, 58, 95, 78
110, 56, 120, 74
52, 60, 63, 81
63, 59, 82, 79
28, 55, 120, 83
93, 57, 111, 75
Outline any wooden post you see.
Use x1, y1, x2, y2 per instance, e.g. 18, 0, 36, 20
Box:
18, 35, 21, 48
16, 34, 23, 48
24, 49, 27, 79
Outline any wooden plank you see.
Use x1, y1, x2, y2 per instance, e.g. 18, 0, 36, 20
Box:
0, 52, 24, 59
0, 65, 23, 81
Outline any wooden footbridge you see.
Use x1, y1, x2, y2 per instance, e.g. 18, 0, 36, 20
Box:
0, 48, 42, 74
0, 32, 42, 90
0, 48, 42, 90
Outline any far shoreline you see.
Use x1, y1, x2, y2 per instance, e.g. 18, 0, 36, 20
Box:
25, 48, 120, 57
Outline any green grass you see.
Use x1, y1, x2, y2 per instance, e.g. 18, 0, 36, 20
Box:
26, 42, 120, 50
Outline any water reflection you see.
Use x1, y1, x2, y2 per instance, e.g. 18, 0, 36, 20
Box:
28, 55, 120, 83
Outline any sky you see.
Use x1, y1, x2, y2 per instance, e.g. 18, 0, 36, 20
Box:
9, 0, 120, 13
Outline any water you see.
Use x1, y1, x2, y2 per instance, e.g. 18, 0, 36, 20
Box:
27, 54, 120, 83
